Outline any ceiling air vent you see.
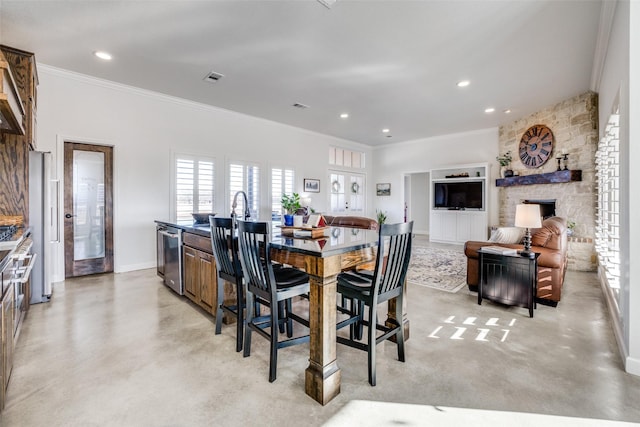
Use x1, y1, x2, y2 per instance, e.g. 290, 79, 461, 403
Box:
292, 103, 310, 109
203, 71, 224, 84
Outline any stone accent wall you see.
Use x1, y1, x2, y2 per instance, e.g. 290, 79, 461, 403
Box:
497, 91, 598, 271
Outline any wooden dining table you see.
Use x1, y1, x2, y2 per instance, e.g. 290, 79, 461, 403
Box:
269, 226, 409, 405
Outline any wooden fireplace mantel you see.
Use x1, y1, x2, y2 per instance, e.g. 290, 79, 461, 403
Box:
496, 170, 582, 187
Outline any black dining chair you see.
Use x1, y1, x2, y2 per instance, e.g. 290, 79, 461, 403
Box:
236, 220, 310, 382
209, 216, 246, 352
336, 221, 413, 386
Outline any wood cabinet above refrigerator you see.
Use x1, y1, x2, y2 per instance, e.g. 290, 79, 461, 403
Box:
0, 45, 38, 224
0, 50, 25, 135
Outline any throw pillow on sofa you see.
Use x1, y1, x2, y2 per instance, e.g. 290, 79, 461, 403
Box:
488, 227, 525, 244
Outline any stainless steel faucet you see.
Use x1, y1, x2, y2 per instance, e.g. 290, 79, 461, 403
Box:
231, 190, 251, 221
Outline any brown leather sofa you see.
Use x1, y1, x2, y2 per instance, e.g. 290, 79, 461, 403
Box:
323, 215, 378, 230
464, 216, 568, 306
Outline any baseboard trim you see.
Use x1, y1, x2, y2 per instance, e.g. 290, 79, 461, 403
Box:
116, 262, 156, 273
626, 356, 640, 377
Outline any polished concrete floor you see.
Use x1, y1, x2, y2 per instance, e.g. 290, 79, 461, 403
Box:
3, 242, 640, 426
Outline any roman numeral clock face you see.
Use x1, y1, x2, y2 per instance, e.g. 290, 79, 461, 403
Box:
519, 124, 554, 168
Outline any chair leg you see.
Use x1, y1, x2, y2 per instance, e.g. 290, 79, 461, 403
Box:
368, 304, 377, 386
269, 301, 279, 383
243, 291, 255, 358
235, 281, 244, 353
285, 298, 293, 338
396, 295, 405, 363
356, 300, 365, 340
348, 298, 357, 340
215, 278, 225, 335
277, 301, 286, 334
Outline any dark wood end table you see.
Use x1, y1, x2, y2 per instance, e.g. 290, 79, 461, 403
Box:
478, 248, 539, 317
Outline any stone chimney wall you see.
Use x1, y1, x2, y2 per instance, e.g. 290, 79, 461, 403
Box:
497, 91, 598, 271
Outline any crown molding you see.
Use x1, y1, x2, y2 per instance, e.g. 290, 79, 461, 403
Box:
37, 64, 369, 150
372, 127, 498, 151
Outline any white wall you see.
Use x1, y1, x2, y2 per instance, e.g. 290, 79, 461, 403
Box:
408, 172, 430, 234
598, 0, 640, 376
371, 128, 500, 226
36, 66, 372, 279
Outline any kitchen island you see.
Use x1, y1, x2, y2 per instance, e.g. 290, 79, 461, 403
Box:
155, 219, 404, 405
155, 220, 237, 321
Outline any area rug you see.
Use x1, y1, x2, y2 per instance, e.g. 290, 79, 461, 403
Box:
406, 246, 467, 293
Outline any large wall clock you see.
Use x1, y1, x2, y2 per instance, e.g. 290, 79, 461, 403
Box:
519, 124, 554, 168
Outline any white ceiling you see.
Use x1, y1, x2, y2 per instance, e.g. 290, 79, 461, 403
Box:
1, 0, 603, 146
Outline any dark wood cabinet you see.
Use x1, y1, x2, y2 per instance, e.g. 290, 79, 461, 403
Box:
183, 245, 200, 302
0, 45, 37, 223
182, 232, 224, 316
478, 250, 538, 317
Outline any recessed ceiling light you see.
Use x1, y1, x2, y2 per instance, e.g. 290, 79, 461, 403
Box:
382, 128, 390, 133
94, 51, 112, 61
457, 80, 470, 87
340, 113, 349, 119
484, 108, 495, 113
504, 109, 512, 114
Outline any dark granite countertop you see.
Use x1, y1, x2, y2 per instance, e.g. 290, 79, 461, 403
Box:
155, 220, 378, 258
155, 220, 211, 238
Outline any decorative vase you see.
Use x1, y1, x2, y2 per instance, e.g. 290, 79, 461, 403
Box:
504, 169, 514, 178
284, 214, 294, 226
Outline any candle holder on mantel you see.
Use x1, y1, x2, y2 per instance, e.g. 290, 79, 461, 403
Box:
556, 156, 563, 171
562, 153, 569, 170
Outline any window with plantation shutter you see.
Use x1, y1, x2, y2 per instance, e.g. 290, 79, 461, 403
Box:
229, 162, 260, 219
271, 167, 295, 224
175, 155, 215, 222
595, 109, 620, 309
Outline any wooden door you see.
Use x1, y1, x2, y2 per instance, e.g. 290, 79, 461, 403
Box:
198, 252, 216, 313
183, 246, 199, 302
64, 142, 114, 277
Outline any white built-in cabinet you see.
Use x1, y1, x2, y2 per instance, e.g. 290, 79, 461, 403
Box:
429, 163, 489, 244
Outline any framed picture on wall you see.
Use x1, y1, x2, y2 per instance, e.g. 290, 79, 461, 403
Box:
376, 183, 391, 196
304, 178, 320, 193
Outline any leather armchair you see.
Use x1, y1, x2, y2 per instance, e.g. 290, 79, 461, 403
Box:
464, 217, 568, 305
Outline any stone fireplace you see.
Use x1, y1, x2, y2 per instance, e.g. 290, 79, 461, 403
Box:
524, 199, 556, 219
497, 91, 598, 271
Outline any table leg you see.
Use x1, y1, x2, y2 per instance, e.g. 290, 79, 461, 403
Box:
385, 281, 410, 342
304, 257, 342, 405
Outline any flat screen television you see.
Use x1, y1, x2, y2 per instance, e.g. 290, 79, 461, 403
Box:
433, 181, 484, 210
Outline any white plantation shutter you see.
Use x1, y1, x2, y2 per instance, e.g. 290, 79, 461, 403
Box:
271, 167, 295, 224
229, 162, 260, 219
175, 155, 215, 222
596, 111, 620, 304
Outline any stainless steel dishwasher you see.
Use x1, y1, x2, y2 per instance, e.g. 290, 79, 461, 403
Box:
156, 224, 183, 295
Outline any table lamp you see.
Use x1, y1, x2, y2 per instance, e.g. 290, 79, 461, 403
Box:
515, 203, 542, 259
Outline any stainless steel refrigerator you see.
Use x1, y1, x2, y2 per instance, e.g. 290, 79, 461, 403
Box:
29, 151, 56, 304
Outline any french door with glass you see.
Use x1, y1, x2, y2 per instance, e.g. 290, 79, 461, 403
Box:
329, 170, 365, 215
63, 142, 114, 277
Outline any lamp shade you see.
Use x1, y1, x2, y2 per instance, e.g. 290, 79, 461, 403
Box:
515, 204, 542, 229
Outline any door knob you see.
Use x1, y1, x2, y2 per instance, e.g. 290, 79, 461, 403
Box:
64, 213, 76, 219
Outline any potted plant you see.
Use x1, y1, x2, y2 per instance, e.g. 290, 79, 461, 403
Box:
567, 220, 576, 237
376, 209, 387, 225
496, 151, 513, 178
281, 193, 301, 226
